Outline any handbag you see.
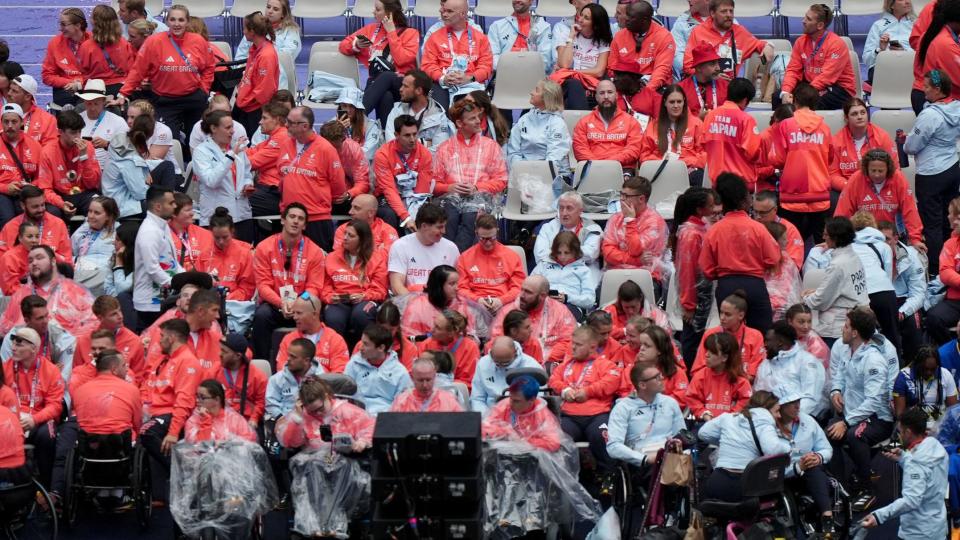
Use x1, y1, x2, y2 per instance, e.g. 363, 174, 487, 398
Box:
368, 46, 396, 78
660, 450, 693, 487
683, 511, 705, 540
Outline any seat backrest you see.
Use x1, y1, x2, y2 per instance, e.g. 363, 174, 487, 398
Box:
574, 159, 624, 194
839, 0, 883, 15
306, 51, 360, 90
871, 109, 916, 143
735, 0, 775, 17
562, 109, 590, 138
748, 110, 774, 128
171, 140, 185, 173
741, 453, 790, 497
656, 0, 689, 18
534, 0, 572, 17
210, 41, 232, 61
599, 269, 655, 308
278, 52, 297, 95
639, 159, 690, 219
251, 359, 273, 377
505, 366, 549, 385
310, 41, 342, 55
351, 0, 378, 18
475, 0, 516, 18
849, 50, 862, 99
816, 109, 844, 134
840, 36, 854, 51
319, 373, 359, 396
292, 0, 346, 18
180, 0, 226, 19
506, 245, 528, 274
229, 0, 264, 18
870, 51, 916, 108
492, 52, 546, 110
414, 0, 443, 18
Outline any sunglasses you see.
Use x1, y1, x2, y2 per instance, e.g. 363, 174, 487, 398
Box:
300, 292, 318, 311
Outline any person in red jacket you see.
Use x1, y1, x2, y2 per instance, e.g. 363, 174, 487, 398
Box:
247, 101, 291, 219
681, 0, 773, 78
912, 1, 960, 115
548, 326, 621, 471
625, 325, 688, 405
770, 83, 836, 246
183, 379, 257, 443
6, 76, 58, 148
73, 349, 142, 437
339, 0, 420, 123
215, 333, 267, 429
0, 104, 42, 224
114, 5, 216, 139
420, 0, 494, 109
278, 106, 347, 252
69, 329, 119, 396
373, 115, 434, 232
36, 110, 101, 220
490, 275, 578, 363
601, 176, 670, 290
639, 84, 707, 184
319, 120, 370, 215
391, 356, 464, 412
685, 331, 752, 421
333, 194, 399, 253
753, 191, 804, 269
0, 222, 39, 296
488, 309, 545, 363
275, 294, 350, 373
692, 290, 768, 377
232, 12, 280, 136
455, 214, 525, 317
196, 209, 256, 301
0, 402, 29, 485
74, 295, 145, 384
182, 289, 223, 380
141, 318, 203, 471
702, 77, 761, 188
43, 8, 90, 108
603, 280, 671, 344
829, 98, 898, 197
78, 6, 136, 98
607, 2, 674, 92
908, 0, 941, 113
0, 185, 73, 262
778, 4, 856, 110
168, 193, 214, 272
572, 80, 644, 169
252, 203, 326, 360
699, 173, 780, 334
678, 42, 730, 120
416, 310, 480, 388
835, 149, 926, 250
482, 374, 562, 452
673, 187, 718, 364
321, 219, 388, 343
926, 196, 960, 343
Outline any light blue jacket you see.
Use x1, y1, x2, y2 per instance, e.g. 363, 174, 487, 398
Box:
937, 404, 960, 445
831, 340, 894, 423
235, 26, 302, 92
606, 393, 685, 467
892, 241, 927, 317
384, 98, 455, 153
852, 227, 895, 294
102, 134, 149, 219
355, 120, 384, 162
904, 99, 960, 175
754, 344, 827, 417
71, 222, 116, 269
470, 341, 541, 415
802, 245, 832, 272
121, 11, 167, 39
264, 363, 324, 419
779, 412, 833, 478
862, 13, 915, 69
344, 351, 412, 416
533, 218, 603, 284
530, 258, 597, 309
830, 334, 899, 410
487, 15, 554, 72
504, 109, 571, 175
193, 139, 254, 226
698, 408, 791, 470
873, 436, 949, 539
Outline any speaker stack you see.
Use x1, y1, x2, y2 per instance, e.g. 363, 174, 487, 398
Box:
371, 412, 484, 539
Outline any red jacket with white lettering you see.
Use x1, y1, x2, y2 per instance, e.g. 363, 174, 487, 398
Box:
321, 247, 388, 304
120, 31, 215, 97
77, 37, 136, 86
275, 325, 350, 373
253, 233, 325, 308
235, 41, 279, 112
834, 169, 923, 245
339, 23, 420, 74
432, 133, 507, 195
0, 134, 42, 192
246, 126, 290, 188
36, 139, 101, 208
685, 367, 753, 419
143, 345, 203, 437
278, 133, 347, 221
214, 362, 268, 424
601, 209, 669, 281
22, 105, 59, 148
682, 20, 765, 78
781, 30, 856, 97
0, 245, 28, 296
373, 140, 434, 223
702, 101, 761, 188
639, 115, 706, 168
195, 238, 256, 301
333, 218, 398, 253
573, 109, 644, 168
421, 26, 494, 83
939, 232, 960, 300
699, 210, 780, 280
607, 24, 675, 90
3, 357, 64, 426
829, 124, 898, 192
770, 108, 834, 212
0, 213, 73, 262
455, 242, 525, 306
548, 354, 621, 416
42, 33, 89, 88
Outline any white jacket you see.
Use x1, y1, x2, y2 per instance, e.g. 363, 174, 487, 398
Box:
133, 211, 182, 312
193, 139, 254, 226
804, 245, 869, 338
851, 227, 895, 294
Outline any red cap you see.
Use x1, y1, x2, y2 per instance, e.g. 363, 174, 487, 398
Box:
690, 42, 722, 67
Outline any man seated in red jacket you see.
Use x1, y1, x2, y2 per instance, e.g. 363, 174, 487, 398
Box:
608, 1, 675, 119
420, 0, 494, 109
777, 3, 856, 110
482, 374, 562, 452
0, 184, 72, 262
73, 349, 142, 454
390, 357, 463, 412
36, 110, 101, 221
0, 103, 42, 224
215, 333, 267, 430
572, 80, 644, 170
373, 115, 434, 232
332, 194, 399, 252
678, 42, 729, 120
274, 293, 350, 374
455, 214, 526, 316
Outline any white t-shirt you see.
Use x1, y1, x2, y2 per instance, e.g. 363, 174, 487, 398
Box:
571, 34, 609, 71
147, 121, 179, 174
387, 234, 460, 290
81, 110, 128, 169
188, 119, 249, 154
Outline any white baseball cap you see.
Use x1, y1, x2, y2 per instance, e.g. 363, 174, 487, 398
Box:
12, 74, 38, 98
1, 103, 24, 119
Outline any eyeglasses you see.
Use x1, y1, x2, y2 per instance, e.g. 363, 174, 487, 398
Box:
305, 403, 325, 416
619, 191, 643, 199
640, 373, 664, 382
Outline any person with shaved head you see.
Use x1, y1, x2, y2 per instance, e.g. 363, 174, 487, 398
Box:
332, 193, 398, 252
391, 357, 464, 412
572, 79, 644, 169
420, 0, 494, 109
489, 276, 577, 363
470, 336, 541, 415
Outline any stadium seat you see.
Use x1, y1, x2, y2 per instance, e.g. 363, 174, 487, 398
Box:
492, 52, 546, 111
748, 109, 774, 128
112, 0, 164, 16
774, 0, 809, 36
475, 0, 515, 18
413, 0, 443, 19
734, 0, 776, 17
501, 160, 558, 222
278, 52, 298, 96
172, 140, 185, 175
816, 109, 844, 133
871, 109, 916, 142
228, 0, 262, 18
655, 0, 689, 18
573, 160, 624, 221
849, 50, 863, 99
348, 0, 378, 20
599, 269, 656, 308
841, 36, 854, 51
301, 51, 361, 110
745, 39, 791, 109
639, 159, 689, 220
506, 245, 529, 275
534, 0, 572, 18
210, 41, 232, 62
293, 0, 348, 35
251, 359, 273, 377
869, 51, 916, 109
562, 109, 591, 165
178, 0, 226, 19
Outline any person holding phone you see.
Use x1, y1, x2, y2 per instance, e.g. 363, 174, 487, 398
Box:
681, 0, 773, 79
863, 0, 915, 85
184, 379, 257, 443
321, 219, 388, 344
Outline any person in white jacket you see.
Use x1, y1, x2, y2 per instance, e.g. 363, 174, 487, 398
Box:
470, 336, 541, 415
504, 79, 571, 176
755, 320, 827, 418
802, 217, 868, 346
132, 186, 181, 332
192, 111, 255, 244
531, 231, 596, 321
850, 211, 901, 356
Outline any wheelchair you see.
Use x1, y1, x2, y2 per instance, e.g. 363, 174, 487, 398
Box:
696, 453, 793, 539
61, 430, 151, 529
781, 471, 853, 540
0, 446, 58, 540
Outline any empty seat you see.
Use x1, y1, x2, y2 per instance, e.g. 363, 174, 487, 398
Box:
178, 0, 225, 19
301, 51, 361, 110
492, 52, 546, 110
534, 0, 572, 18
869, 51, 916, 109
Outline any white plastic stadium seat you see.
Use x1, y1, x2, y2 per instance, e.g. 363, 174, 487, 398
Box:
573, 160, 624, 221
301, 52, 361, 110
178, 0, 226, 19
502, 160, 557, 222
210, 41, 233, 61
349, 0, 379, 19
838, 0, 883, 16
562, 109, 591, 165
506, 246, 529, 276
869, 51, 916, 109
475, 0, 515, 18
251, 359, 273, 377
413, 0, 443, 19
292, 0, 346, 19
599, 269, 656, 308
656, 0, 689, 18
172, 140, 185, 174
870, 109, 916, 146
278, 52, 297, 95
748, 109, 774, 128
310, 41, 342, 54
734, 0, 776, 17
534, 0, 572, 18
816, 109, 844, 134
492, 52, 546, 110
638, 159, 689, 220
228, 0, 262, 17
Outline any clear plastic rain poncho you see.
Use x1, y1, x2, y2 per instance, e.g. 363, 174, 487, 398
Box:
170, 441, 278, 540
288, 448, 370, 539
481, 434, 602, 538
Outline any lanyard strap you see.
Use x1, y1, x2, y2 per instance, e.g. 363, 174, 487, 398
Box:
77, 229, 101, 259
90, 111, 106, 136
99, 44, 122, 74
12, 361, 41, 412
167, 33, 197, 73
692, 78, 718, 111
293, 140, 312, 166
396, 150, 414, 174
447, 27, 474, 62
3, 138, 31, 182
805, 31, 830, 70
279, 237, 305, 284
564, 359, 595, 388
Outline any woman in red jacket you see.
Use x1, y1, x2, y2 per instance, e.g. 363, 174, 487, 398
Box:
196, 209, 256, 302
673, 187, 718, 365
339, 0, 420, 125
321, 219, 387, 343
685, 331, 752, 422
184, 380, 257, 443
629, 325, 688, 407
78, 5, 135, 99
829, 98, 898, 202
233, 12, 279, 137
43, 7, 90, 108
692, 290, 767, 377
0, 222, 39, 296
640, 84, 706, 186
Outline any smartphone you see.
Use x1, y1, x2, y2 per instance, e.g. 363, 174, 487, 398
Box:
82, 136, 93, 141
337, 109, 348, 121
889, 40, 901, 48
356, 35, 372, 45
320, 424, 333, 442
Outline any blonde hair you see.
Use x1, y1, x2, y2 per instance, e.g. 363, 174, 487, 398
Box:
92, 5, 122, 46
127, 18, 157, 38
851, 210, 878, 231
884, 0, 915, 17
186, 16, 209, 40
167, 4, 190, 20
207, 93, 230, 111
539, 79, 564, 113
128, 99, 155, 119
269, 0, 299, 32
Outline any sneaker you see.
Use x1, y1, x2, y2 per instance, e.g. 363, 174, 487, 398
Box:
850, 489, 876, 513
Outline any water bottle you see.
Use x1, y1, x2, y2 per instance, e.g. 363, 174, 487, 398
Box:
895, 129, 910, 168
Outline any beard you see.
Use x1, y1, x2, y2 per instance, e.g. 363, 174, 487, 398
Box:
598, 102, 618, 122
30, 267, 53, 286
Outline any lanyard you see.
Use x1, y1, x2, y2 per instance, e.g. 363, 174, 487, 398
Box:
447, 27, 474, 62
278, 237, 305, 284
167, 33, 197, 73
565, 359, 595, 388
396, 150, 414, 174
637, 401, 659, 440
805, 31, 830, 70
692, 77, 718, 111
419, 390, 437, 412
90, 110, 106, 136
508, 15, 530, 42
368, 24, 388, 48
223, 367, 241, 394
293, 140, 312, 167
306, 329, 324, 346
178, 229, 194, 267
39, 332, 49, 360
446, 336, 464, 355
77, 228, 101, 259
12, 361, 41, 412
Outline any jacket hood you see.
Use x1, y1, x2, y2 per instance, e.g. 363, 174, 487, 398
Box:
854, 226, 887, 244
925, 99, 960, 128
906, 436, 948, 468
794, 108, 824, 133
108, 134, 142, 160
852, 339, 884, 361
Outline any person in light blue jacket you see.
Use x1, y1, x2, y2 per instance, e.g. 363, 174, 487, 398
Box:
878, 221, 927, 359
265, 338, 324, 419
862, 407, 949, 540
193, 111, 255, 243
904, 69, 960, 269
531, 231, 596, 320
487, 1, 554, 72
384, 70, 455, 153
698, 390, 791, 502
101, 120, 152, 219
470, 336, 541, 415
850, 214, 901, 354
606, 363, 685, 468
862, 1, 915, 81
71, 197, 118, 297
234, 0, 301, 93
343, 324, 413, 416
754, 321, 826, 418
335, 87, 384, 162
504, 79, 571, 175
534, 192, 604, 284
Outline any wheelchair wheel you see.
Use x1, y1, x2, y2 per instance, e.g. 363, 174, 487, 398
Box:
132, 444, 152, 529
63, 447, 80, 529
610, 466, 633, 535
10, 479, 59, 540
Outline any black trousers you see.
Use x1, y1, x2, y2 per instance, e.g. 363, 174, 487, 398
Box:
560, 413, 612, 472
442, 205, 477, 252
323, 301, 377, 346
50, 416, 78, 495
250, 185, 281, 217
787, 466, 833, 514
140, 413, 174, 474
304, 219, 335, 253
915, 162, 960, 274
561, 79, 591, 111
25, 421, 57, 489
715, 275, 773, 335
364, 72, 403, 129
153, 89, 207, 141
911, 89, 927, 116
778, 207, 828, 249
868, 290, 901, 357
135, 309, 162, 333
772, 85, 850, 111
827, 415, 893, 488
149, 160, 180, 192
252, 303, 295, 361
679, 321, 705, 370
703, 468, 744, 503
430, 83, 453, 112
376, 199, 401, 231
61, 190, 100, 221
897, 305, 924, 363
926, 298, 960, 345
231, 105, 262, 140
52, 87, 79, 109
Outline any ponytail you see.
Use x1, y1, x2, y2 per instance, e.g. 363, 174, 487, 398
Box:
918, 0, 960, 66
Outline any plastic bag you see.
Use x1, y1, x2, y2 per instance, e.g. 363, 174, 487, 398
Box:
307, 71, 358, 103
515, 172, 554, 215
288, 448, 370, 539
582, 190, 618, 214
482, 437, 601, 539
436, 191, 503, 217
169, 441, 278, 540
225, 300, 255, 335
585, 508, 622, 540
